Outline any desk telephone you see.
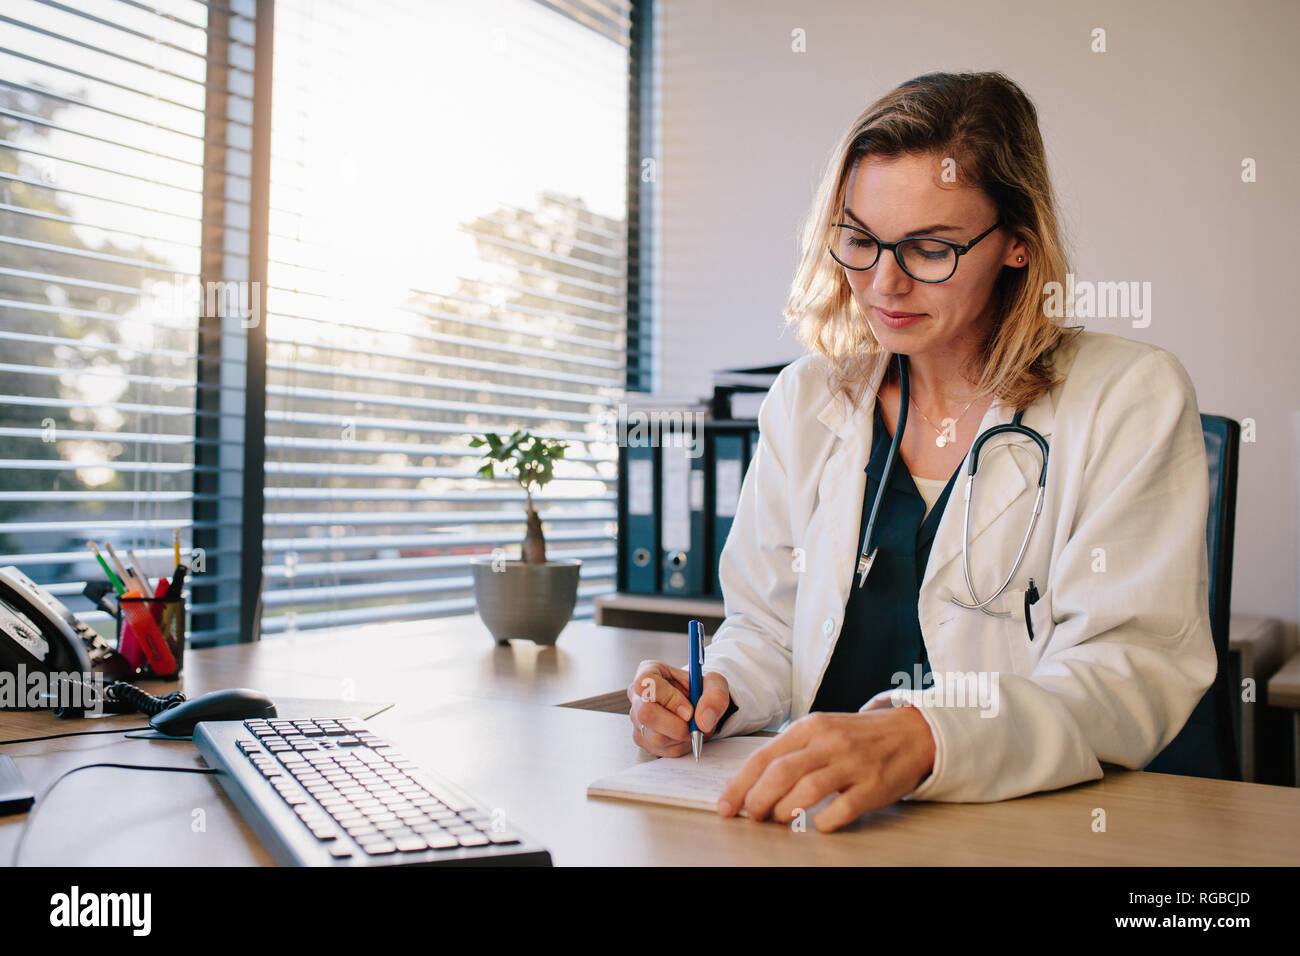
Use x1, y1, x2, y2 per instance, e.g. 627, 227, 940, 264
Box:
0, 566, 174, 718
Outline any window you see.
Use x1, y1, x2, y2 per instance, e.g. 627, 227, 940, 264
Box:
0, 0, 641, 641
0, 0, 219, 629
261, 0, 632, 634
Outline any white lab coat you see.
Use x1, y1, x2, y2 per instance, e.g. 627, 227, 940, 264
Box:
703, 330, 1217, 803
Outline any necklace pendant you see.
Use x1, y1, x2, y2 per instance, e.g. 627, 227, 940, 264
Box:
935, 434, 948, 448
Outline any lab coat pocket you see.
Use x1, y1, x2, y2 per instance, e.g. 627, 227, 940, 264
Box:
1001, 585, 1053, 676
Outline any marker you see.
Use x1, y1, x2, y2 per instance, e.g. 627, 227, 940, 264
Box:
163, 563, 188, 602
173, 528, 181, 569
689, 619, 704, 761
153, 576, 172, 633
160, 565, 187, 640
87, 541, 125, 595
118, 582, 177, 676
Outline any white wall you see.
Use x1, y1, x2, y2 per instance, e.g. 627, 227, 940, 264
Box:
656, 0, 1300, 635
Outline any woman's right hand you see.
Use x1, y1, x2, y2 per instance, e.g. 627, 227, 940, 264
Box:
627, 660, 731, 757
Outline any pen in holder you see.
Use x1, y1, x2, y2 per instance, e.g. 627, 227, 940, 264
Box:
115, 594, 185, 680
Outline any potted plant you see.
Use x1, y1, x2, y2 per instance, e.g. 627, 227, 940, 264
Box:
468, 429, 581, 645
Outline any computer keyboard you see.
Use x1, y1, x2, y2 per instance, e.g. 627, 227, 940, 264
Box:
193, 716, 552, 866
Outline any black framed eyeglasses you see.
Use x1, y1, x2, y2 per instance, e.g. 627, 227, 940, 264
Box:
828, 220, 1000, 283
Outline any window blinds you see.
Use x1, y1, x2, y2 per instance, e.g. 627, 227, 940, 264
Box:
0, 0, 216, 624
259, 0, 632, 633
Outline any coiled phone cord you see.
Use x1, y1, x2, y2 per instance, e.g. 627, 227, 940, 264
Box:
101, 681, 186, 717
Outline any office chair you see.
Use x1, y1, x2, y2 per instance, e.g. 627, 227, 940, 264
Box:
1144, 414, 1242, 781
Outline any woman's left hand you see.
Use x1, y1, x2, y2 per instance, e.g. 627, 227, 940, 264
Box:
715, 705, 936, 832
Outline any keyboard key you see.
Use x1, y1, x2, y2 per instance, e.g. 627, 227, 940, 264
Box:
487, 831, 521, 845
421, 784, 470, 812
362, 841, 397, 855
425, 833, 460, 850
394, 836, 429, 853
456, 833, 489, 847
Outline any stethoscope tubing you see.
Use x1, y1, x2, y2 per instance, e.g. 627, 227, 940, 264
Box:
856, 353, 1050, 621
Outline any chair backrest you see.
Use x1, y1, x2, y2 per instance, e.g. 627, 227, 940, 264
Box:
1144, 414, 1241, 780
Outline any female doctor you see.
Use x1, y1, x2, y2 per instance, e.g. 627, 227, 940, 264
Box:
625, 71, 1216, 831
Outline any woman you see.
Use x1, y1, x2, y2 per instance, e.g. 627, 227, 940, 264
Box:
625, 71, 1215, 832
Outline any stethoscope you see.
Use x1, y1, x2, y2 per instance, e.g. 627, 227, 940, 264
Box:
856, 353, 1050, 631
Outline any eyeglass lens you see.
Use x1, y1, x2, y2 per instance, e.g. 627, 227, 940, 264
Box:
832, 225, 957, 281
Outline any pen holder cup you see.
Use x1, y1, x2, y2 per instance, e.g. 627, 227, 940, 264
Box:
114, 596, 185, 680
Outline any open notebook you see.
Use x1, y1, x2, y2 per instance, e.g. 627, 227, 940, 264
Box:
587, 736, 773, 816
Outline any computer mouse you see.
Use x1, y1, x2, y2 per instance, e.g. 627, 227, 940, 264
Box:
149, 688, 277, 737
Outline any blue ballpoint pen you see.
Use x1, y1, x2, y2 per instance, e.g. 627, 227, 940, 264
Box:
688, 619, 704, 761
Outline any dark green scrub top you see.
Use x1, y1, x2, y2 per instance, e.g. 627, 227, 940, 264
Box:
810, 402, 961, 713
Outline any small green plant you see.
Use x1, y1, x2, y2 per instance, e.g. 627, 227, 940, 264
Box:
469, 429, 568, 564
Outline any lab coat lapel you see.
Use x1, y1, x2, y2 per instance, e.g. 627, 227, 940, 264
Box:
810, 356, 892, 625
813, 379, 880, 594
922, 393, 1055, 595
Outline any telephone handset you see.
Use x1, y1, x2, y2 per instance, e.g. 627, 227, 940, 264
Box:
0, 566, 161, 718
0, 566, 93, 676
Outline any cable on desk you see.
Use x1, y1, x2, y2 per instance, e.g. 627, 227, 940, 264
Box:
103, 681, 186, 717
0, 726, 152, 746
11, 763, 218, 866
1, 680, 184, 741
5, 702, 393, 745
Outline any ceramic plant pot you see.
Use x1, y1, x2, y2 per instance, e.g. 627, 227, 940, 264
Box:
470, 557, 581, 645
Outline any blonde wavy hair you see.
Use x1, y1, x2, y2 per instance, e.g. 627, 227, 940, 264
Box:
785, 71, 1082, 414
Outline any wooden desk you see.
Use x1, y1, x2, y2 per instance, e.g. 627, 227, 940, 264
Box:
3, 615, 1299, 866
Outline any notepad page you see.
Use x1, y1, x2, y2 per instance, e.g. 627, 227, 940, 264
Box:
587, 736, 773, 816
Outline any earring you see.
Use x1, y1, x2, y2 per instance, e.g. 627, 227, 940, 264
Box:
1016, 255, 1024, 263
